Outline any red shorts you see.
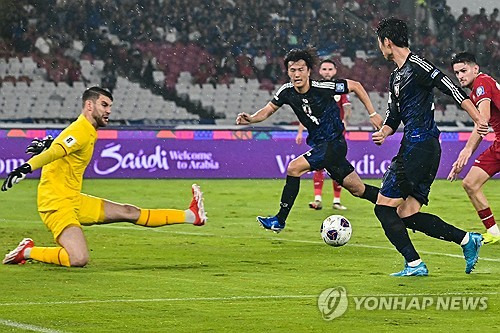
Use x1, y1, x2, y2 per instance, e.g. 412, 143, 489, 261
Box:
473, 141, 500, 176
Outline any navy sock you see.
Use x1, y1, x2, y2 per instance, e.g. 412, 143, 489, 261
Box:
402, 212, 466, 244
374, 205, 420, 262
276, 176, 300, 223
361, 184, 379, 204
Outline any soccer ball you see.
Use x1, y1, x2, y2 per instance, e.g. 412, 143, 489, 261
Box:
320, 215, 352, 247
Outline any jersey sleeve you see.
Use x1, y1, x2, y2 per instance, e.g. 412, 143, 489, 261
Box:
383, 73, 401, 132
271, 83, 289, 107
410, 54, 469, 105
52, 126, 90, 156
472, 76, 494, 106
340, 94, 351, 105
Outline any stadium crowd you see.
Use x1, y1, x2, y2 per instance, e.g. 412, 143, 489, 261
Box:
0, 0, 498, 93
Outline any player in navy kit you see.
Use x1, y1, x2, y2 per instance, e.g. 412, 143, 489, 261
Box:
372, 18, 490, 276
236, 48, 383, 233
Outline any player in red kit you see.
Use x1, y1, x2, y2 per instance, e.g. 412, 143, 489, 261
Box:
448, 52, 500, 244
296, 59, 352, 210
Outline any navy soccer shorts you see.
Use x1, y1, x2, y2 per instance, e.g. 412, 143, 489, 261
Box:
380, 136, 441, 205
303, 136, 354, 185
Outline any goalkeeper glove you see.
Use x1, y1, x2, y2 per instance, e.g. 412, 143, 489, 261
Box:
1, 163, 32, 192
26, 135, 53, 155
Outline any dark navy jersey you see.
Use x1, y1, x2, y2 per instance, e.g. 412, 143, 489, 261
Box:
271, 79, 349, 147
384, 53, 469, 142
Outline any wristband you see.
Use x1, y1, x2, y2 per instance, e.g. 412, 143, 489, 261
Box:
369, 112, 378, 118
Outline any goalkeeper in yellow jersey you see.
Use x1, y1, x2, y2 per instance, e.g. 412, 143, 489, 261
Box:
2, 86, 207, 267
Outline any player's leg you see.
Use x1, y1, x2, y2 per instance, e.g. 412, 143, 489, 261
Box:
16, 226, 85, 267
398, 197, 482, 273
462, 166, 499, 243
398, 196, 468, 245
309, 170, 324, 210
4, 208, 82, 267
332, 180, 346, 210
372, 152, 426, 276
336, 170, 379, 204
257, 154, 310, 232
78, 185, 206, 228
322, 137, 379, 204
375, 193, 427, 276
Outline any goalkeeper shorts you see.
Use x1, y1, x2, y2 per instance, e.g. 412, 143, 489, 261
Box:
39, 193, 105, 241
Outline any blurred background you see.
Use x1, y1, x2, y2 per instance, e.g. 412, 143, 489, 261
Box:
0, 0, 498, 128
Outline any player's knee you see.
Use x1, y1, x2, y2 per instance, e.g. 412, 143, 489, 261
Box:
462, 177, 478, 193
69, 251, 89, 267
122, 204, 140, 220
286, 163, 302, 177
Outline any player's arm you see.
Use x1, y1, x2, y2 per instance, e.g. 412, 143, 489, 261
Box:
345, 79, 382, 129
236, 102, 280, 125
372, 90, 399, 146
343, 103, 352, 125
1, 143, 66, 191
296, 123, 305, 144
414, 59, 488, 136
447, 100, 491, 181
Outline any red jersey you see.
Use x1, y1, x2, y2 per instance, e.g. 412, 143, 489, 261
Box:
470, 73, 500, 141
334, 94, 351, 120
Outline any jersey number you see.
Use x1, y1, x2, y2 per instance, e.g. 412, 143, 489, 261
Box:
302, 102, 319, 125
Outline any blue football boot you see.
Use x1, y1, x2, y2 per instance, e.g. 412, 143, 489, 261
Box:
256, 216, 285, 233
390, 261, 429, 277
462, 232, 483, 274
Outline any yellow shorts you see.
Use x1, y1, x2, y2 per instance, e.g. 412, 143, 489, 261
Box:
39, 193, 105, 241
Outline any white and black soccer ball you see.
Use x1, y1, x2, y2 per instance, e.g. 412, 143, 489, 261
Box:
320, 215, 352, 247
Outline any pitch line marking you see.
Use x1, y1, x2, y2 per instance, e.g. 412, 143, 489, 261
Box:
99, 224, 500, 263
2, 219, 499, 263
0, 318, 66, 333
0, 292, 499, 307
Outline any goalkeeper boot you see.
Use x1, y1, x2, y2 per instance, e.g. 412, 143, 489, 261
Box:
3, 238, 34, 265
390, 261, 428, 277
482, 232, 500, 245
257, 216, 285, 233
462, 232, 483, 274
308, 200, 323, 210
190, 184, 207, 226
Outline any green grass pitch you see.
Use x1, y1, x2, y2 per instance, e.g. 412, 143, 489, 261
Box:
0, 179, 498, 332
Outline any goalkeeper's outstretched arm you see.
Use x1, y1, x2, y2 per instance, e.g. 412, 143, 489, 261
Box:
1, 143, 66, 191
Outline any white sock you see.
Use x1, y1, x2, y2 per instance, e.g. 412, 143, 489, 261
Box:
460, 232, 470, 246
333, 198, 341, 204
315, 195, 322, 202
487, 224, 500, 236
408, 259, 422, 267
184, 209, 195, 224
24, 248, 32, 259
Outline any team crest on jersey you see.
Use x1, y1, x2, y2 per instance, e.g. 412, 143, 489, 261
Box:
476, 86, 485, 97
430, 69, 440, 79
335, 83, 345, 92
63, 135, 77, 147
334, 95, 341, 102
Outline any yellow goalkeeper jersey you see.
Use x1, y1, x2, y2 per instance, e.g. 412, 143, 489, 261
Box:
37, 115, 97, 210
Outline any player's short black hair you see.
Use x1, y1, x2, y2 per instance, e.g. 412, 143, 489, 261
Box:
319, 59, 337, 68
284, 47, 317, 70
451, 52, 477, 67
376, 17, 409, 47
82, 86, 113, 107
